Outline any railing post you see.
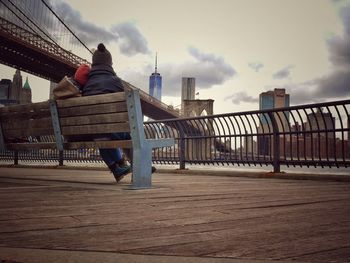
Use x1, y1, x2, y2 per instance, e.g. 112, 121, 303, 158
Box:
268, 112, 280, 173
179, 129, 186, 170
58, 150, 64, 166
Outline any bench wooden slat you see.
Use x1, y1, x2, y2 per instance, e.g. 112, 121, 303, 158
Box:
61, 123, 130, 135
6, 142, 57, 150
56, 92, 126, 108
65, 140, 133, 149
3, 127, 54, 138
6, 140, 133, 150
0, 101, 51, 122
0, 101, 50, 115
2, 117, 52, 130
146, 138, 175, 148
0, 109, 51, 121
60, 112, 129, 126
58, 102, 127, 118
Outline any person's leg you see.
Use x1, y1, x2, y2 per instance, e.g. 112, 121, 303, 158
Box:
122, 141, 156, 174
99, 148, 115, 166
110, 132, 132, 165
101, 148, 122, 163
99, 148, 131, 182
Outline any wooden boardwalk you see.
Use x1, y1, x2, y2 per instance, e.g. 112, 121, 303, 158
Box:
0, 167, 349, 263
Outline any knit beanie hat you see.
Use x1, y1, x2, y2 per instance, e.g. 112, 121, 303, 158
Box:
92, 43, 112, 66
74, 63, 91, 85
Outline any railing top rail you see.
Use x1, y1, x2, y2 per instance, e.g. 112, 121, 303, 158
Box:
146, 99, 350, 123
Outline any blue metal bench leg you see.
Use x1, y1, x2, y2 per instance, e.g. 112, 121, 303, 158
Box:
131, 146, 152, 189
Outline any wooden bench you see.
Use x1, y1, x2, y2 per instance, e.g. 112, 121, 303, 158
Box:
0, 88, 174, 189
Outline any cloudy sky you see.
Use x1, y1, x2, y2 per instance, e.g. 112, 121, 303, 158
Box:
1, 0, 350, 114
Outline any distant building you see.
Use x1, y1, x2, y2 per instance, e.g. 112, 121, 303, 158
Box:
0, 79, 11, 100
259, 88, 290, 114
20, 77, 32, 104
262, 88, 289, 109
0, 79, 16, 106
258, 88, 290, 155
10, 69, 22, 102
305, 108, 335, 138
259, 89, 290, 126
0, 70, 32, 105
149, 53, 162, 101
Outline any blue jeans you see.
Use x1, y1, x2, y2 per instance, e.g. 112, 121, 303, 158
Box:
99, 132, 131, 166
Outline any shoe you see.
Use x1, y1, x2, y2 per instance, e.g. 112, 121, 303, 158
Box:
113, 165, 131, 183
108, 163, 131, 183
117, 157, 129, 167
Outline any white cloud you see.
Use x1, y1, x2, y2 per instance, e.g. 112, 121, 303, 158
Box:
225, 91, 258, 105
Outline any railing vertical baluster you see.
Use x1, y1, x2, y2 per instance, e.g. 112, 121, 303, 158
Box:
14, 150, 18, 165
59, 150, 64, 166
341, 105, 348, 165
179, 125, 186, 170
268, 112, 280, 173
326, 106, 337, 166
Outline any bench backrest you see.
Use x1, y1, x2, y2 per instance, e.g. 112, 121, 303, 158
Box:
0, 89, 145, 151
0, 101, 53, 144
56, 92, 129, 136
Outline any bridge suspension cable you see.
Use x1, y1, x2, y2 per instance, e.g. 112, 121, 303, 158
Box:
1, 0, 62, 52
0, 0, 92, 60
40, 0, 92, 55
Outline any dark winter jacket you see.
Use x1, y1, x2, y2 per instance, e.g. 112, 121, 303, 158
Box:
82, 64, 124, 96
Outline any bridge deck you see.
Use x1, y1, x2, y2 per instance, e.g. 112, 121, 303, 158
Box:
0, 167, 349, 263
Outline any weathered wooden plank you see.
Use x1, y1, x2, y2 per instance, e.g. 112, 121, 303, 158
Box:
3, 127, 54, 138
64, 140, 132, 149
0, 101, 50, 115
56, 92, 126, 108
1, 164, 349, 262
6, 142, 57, 150
60, 112, 129, 126
0, 109, 51, 121
2, 117, 52, 130
58, 102, 127, 117
61, 123, 130, 135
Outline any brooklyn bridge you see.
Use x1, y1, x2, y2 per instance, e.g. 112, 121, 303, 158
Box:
0, 0, 180, 120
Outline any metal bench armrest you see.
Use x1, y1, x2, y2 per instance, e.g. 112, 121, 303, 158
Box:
147, 138, 175, 149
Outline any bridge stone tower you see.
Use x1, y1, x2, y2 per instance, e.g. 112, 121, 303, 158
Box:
181, 77, 214, 117
180, 77, 215, 161
182, 99, 214, 117
182, 99, 215, 161
181, 77, 195, 114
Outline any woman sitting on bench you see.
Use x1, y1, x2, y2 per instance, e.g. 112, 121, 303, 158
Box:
78, 43, 132, 182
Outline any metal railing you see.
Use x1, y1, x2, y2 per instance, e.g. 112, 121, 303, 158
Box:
1, 99, 350, 171
145, 99, 350, 171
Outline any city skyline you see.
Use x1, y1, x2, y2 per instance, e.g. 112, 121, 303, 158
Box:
0, 70, 32, 106
0, 0, 350, 115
